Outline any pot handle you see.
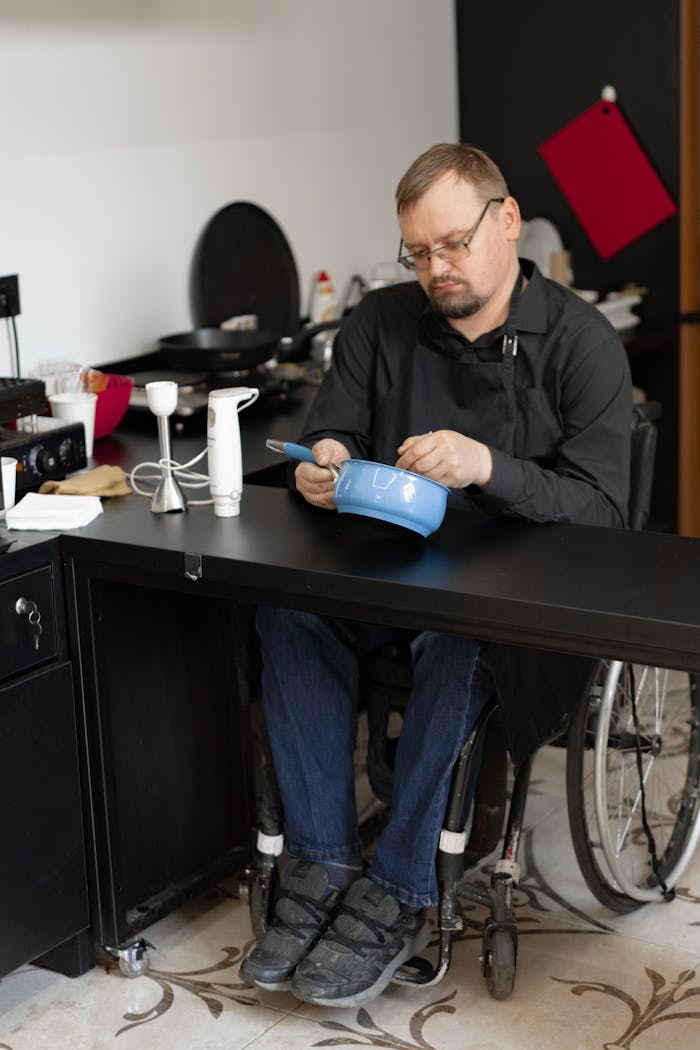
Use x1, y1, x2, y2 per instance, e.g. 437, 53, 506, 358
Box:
265, 439, 317, 464
265, 439, 341, 480
276, 321, 342, 363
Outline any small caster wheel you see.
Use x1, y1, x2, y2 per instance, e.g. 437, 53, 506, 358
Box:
237, 877, 250, 905
483, 927, 516, 1000
106, 937, 154, 979
119, 949, 150, 978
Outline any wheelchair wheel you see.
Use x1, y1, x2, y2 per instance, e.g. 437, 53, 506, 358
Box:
481, 871, 518, 1000
567, 660, 700, 912
483, 928, 516, 1000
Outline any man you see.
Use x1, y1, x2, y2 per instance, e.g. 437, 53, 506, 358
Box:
240, 143, 632, 1007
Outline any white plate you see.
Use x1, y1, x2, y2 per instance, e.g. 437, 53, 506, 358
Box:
518, 217, 564, 278
595, 294, 642, 332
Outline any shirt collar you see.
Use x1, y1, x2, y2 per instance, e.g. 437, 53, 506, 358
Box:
515, 259, 549, 334
419, 259, 549, 352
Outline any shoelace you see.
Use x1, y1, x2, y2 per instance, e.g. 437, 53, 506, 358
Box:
273, 887, 338, 938
324, 902, 407, 957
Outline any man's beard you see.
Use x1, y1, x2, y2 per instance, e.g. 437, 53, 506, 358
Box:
427, 278, 487, 319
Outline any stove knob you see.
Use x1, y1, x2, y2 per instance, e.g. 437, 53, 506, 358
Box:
30, 445, 57, 475
59, 437, 77, 469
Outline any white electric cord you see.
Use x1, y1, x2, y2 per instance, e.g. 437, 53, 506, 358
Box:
128, 446, 214, 506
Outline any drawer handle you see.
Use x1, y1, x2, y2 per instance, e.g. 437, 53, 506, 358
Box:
15, 597, 43, 652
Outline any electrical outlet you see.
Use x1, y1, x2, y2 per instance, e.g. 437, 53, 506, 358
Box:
0, 275, 20, 318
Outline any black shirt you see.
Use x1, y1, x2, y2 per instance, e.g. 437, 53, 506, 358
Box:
298, 260, 632, 528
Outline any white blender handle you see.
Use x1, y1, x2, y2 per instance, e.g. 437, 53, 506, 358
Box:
207, 387, 259, 517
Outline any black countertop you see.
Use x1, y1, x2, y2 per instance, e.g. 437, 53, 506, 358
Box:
7, 379, 700, 675
60, 480, 700, 673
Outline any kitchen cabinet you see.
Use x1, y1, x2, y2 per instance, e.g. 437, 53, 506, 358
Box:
64, 556, 255, 955
0, 536, 90, 977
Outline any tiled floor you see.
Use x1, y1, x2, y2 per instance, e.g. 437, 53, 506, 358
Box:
2, 739, 700, 1049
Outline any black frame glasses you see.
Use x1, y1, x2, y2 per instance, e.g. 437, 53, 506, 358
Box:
397, 197, 505, 271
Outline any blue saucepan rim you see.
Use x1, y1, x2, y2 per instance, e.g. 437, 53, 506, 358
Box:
341, 459, 450, 493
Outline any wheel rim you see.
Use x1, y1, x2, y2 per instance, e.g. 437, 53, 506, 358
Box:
593, 661, 700, 900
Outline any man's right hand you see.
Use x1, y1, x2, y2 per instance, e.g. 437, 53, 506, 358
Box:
295, 438, 350, 509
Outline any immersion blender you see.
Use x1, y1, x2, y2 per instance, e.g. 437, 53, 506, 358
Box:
207, 387, 259, 517
146, 380, 187, 513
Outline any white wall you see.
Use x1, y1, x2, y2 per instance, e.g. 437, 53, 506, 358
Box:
0, 0, 458, 375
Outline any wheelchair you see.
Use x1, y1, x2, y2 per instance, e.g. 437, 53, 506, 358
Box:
244, 400, 700, 1000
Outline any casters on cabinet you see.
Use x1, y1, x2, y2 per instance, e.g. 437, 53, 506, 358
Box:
105, 937, 155, 978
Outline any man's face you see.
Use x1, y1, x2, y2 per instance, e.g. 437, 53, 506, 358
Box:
398, 173, 520, 322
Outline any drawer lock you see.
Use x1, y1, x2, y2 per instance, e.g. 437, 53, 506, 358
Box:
15, 597, 43, 652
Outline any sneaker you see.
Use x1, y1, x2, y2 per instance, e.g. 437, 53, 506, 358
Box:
239, 860, 344, 991
291, 877, 429, 1007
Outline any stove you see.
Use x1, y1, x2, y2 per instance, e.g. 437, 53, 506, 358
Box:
1, 417, 87, 496
125, 361, 317, 432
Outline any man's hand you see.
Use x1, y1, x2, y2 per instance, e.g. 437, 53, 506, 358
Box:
396, 430, 493, 489
295, 438, 350, 509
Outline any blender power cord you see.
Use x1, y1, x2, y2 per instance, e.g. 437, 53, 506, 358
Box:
128, 447, 214, 506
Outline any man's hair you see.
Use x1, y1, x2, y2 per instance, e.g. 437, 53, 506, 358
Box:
395, 143, 509, 214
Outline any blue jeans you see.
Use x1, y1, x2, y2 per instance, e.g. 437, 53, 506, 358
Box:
256, 606, 493, 908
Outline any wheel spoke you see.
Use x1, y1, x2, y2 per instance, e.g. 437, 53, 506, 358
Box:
567, 663, 700, 909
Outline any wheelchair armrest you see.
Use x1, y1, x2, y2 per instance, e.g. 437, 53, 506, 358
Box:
632, 400, 663, 426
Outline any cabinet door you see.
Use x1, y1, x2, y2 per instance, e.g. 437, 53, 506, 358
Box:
0, 662, 88, 976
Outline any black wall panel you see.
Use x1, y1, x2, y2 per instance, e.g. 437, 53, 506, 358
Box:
455, 0, 681, 526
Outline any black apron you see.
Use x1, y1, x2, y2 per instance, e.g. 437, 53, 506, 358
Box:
374, 277, 522, 490
375, 274, 596, 765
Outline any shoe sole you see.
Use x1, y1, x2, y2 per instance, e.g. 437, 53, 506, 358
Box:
291, 916, 431, 1008
241, 975, 293, 992
239, 959, 293, 992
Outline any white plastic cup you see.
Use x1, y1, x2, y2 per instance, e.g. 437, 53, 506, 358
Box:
1, 456, 17, 512
49, 391, 98, 457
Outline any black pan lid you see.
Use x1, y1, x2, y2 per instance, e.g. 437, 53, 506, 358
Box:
190, 201, 300, 335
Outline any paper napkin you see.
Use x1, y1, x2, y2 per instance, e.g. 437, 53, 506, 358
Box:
6, 492, 104, 530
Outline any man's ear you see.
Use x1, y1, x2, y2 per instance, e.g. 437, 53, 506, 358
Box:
502, 196, 521, 241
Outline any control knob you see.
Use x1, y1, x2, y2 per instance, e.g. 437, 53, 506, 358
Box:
59, 437, 78, 469
29, 444, 57, 476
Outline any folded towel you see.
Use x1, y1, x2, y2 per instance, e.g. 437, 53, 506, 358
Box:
39, 464, 131, 497
6, 492, 104, 530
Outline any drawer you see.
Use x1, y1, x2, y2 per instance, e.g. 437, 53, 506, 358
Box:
0, 566, 57, 680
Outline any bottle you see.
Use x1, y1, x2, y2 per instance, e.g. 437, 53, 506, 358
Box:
309, 270, 338, 324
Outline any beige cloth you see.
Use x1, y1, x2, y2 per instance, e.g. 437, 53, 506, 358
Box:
39, 464, 131, 497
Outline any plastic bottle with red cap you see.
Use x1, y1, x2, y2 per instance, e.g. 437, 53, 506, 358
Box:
309, 269, 338, 324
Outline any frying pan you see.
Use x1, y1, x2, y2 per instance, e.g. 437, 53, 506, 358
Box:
159, 201, 340, 371
267, 440, 449, 538
157, 325, 333, 372
158, 328, 280, 371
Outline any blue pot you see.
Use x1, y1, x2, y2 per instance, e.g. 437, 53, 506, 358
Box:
266, 440, 450, 537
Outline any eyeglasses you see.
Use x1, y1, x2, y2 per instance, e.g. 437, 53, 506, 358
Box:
397, 197, 505, 271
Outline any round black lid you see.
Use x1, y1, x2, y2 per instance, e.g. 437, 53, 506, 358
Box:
190, 201, 300, 336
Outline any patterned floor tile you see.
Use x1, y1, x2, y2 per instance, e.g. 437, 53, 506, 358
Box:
2, 741, 700, 1050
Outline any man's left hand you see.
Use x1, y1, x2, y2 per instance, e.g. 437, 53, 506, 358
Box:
396, 430, 493, 489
